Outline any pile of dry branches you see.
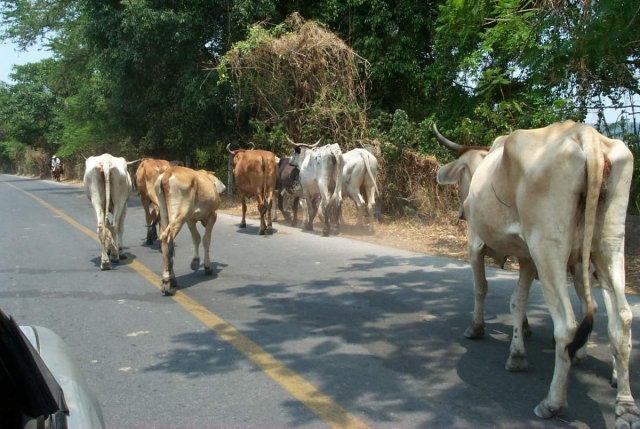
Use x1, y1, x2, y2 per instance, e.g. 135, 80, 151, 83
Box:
221, 12, 370, 143
377, 145, 460, 220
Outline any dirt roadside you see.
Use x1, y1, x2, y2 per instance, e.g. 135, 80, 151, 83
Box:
219, 196, 640, 295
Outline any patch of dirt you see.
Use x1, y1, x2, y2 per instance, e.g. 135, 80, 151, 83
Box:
220, 195, 640, 295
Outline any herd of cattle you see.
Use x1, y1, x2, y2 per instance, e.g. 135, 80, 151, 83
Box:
80, 121, 639, 429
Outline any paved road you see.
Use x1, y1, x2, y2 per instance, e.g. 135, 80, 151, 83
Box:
1, 174, 639, 429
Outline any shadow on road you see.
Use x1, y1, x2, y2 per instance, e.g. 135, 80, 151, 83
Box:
141, 252, 633, 428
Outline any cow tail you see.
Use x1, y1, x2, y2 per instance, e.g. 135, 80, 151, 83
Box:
260, 156, 269, 217
156, 173, 169, 243
331, 150, 344, 211
567, 126, 603, 359
361, 151, 379, 196
103, 158, 114, 247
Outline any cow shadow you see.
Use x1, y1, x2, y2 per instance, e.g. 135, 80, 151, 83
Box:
90, 251, 138, 269
170, 261, 228, 292
235, 224, 278, 237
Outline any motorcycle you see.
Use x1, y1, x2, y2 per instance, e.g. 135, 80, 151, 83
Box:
51, 164, 64, 182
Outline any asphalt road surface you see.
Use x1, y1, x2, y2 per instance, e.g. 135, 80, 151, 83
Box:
1, 173, 640, 429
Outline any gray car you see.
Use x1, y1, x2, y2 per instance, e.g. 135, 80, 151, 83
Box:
0, 309, 105, 429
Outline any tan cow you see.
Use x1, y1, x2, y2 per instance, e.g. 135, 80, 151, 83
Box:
226, 143, 277, 235
155, 166, 226, 296
435, 121, 639, 428
83, 154, 134, 270
135, 158, 171, 245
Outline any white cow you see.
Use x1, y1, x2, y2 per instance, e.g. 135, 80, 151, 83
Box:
435, 121, 640, 429
341, 148, 379, 233
286, 137, 344, 237
83, 154, 133, 270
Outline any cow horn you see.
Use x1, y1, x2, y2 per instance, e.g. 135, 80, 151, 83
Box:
308, 138, 321, 148
433, 124, 462, 155
226, 143, 234, 154
248, 142, 255, 150
285, 136, 298, 148
126, 158, 141, 165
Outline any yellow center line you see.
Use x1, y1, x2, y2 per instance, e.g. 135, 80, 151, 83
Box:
2, 178, 370, 429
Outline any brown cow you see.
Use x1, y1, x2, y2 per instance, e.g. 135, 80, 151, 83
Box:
226, 143, 277, 235
155, 166, 226, 295
135, 158, 171, 245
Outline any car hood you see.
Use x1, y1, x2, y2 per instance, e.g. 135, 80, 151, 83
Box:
21, 326, 105, 429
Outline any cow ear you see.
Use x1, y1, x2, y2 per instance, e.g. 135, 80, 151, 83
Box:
437, 160, 465, 185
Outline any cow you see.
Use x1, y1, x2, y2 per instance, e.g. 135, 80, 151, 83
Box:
83, 154, 134, 271
135, 158, 171, 245
434, 121, 640, 428
273, 155, 306, 227
155, 166, 226, 296
286, 137, 344, 237
341, 148, 379, 233
226, 143, 277, 235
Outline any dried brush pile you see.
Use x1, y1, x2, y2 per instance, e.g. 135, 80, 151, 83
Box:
219, 12, 369, 145
375, 141, 460, 221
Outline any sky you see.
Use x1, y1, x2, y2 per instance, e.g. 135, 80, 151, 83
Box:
0, 40, 51, 83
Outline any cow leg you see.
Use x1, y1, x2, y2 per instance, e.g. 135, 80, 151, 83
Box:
304, 191, 317, 231
591, 252, 640, 429
160, 217, 186, 296
570, 261, 597, 364
318, 185, 332, 237
364, 185, 376, 234
239, 195, 247, 228
116, 205, 128, 260
506, 257, 535, 372
91, 200, 111, 271
187, 220, 201, 271
202, 212, 217, 275
141, 196, 155, 244
349, 185, 365, 227
97, 222, 111, 271
532, 258, 577, 420
266, 190, 274, 234
254, 189, 266, 235
291, 197, 300, 227
465, 231, 487, 339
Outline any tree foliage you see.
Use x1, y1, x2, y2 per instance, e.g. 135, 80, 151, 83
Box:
0, 0, 638, 213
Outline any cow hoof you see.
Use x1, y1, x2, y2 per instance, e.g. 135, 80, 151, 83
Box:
534, 400, 564, 419
615, 401, 640, 429
239, 222, 247, 228
100, 261, 111, 271
190, 258, 200, 270
505, 353, 528, 372
322, 229, 330, 237
304, 224, 313, 231
464, 323, 485, 339
291, 220, 298, 227
259, 229, 266, 236
204, 266, 213, 275
146, 238, 154, 245
119, 253, 128, 260
161, 287, 176, 296
110, 255, 120, 264
161, 279, 176, 296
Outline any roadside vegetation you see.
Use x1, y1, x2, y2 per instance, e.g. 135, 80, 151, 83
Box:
0, 0, 639, 220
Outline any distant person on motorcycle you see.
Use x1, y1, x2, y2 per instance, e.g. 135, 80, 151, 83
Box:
51, 155, 62, 181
